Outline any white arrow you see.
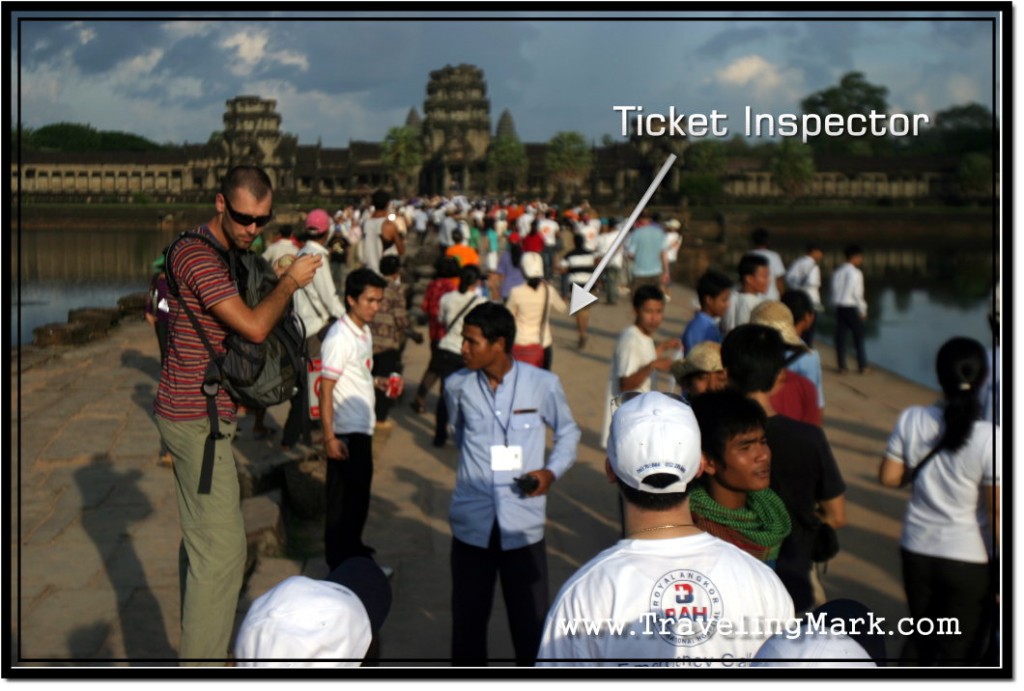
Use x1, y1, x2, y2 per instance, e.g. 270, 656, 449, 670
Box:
569, 154, 677, 315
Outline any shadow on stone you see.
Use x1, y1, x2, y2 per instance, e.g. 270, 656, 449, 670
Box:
73, 454, 175, 664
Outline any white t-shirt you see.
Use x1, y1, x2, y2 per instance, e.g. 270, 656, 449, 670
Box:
722, 290, 766, 334
595, 231, 623, 269
537, 533, 795, 667
538, 218, 560, 248
437, 291, 485, 354
885, 404, 999, 563
320, 314, 376, 435
663, 231, 682, 264
785, 254, 822, 308
750, 249, 786, 300
601, 325, 657, 448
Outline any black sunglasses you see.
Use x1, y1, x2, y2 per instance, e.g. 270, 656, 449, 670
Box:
223, 195, 274, 228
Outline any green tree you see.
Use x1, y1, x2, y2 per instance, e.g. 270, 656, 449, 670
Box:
933, 103, 995, 157
381, 126, 423, 197
957, 152, 993, 200
545, 131, 592, 203
30, 122, 101, 151
770, 139, 817, 200
684, 140, 726, 176
487, 135, 528, 194
679, 173, 723, 207
800, 71, 890, 156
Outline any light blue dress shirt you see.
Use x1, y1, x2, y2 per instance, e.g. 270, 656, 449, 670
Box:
445, 361, 580, 550
787, 349, 825, 409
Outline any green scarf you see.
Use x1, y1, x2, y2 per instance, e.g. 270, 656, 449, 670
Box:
690, 486, 792, 560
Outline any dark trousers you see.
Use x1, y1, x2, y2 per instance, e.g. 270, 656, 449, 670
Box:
371, 348, 402, 422
325, 432, 373, 571
834, 306, 867, 372
451, 522, 549, 666
900, 549, 993, 666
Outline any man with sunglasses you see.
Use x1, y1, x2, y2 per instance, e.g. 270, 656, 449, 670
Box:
155, 165, 321, 666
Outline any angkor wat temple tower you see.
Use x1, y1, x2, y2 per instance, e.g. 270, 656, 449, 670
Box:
420, 64, 491, 195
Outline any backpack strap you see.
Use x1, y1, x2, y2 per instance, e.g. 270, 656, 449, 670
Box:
165, 229, 232, 495
900, 445, 942, 489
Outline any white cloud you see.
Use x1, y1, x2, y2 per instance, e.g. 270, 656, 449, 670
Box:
221, 29, 308, 76
115, 48, 164, 83
78, 27, 96, 45
717, 55, 780, 89
715, 54, 804, 104
161, 21, 215, 39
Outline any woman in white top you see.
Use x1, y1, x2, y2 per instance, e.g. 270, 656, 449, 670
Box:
878, 336, 998, 666
432, 264, 485, 447
506, 252, 566, 371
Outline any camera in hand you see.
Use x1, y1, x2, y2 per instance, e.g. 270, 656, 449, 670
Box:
514, 474, 539, 497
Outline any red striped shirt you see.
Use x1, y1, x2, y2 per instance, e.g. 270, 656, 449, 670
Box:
154, 227, 240, 422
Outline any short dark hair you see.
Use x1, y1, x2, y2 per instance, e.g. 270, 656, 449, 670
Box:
806, 242, 822, 254
616, 475, 690, 511
435, 255, 460, 279
780, 289, 813, 324
278, 224, 293, 239
751, 227, 770, 247
372, 189, 390, 210
845, 244, 864, 260
452, 229, 464, 244
458, 264, 481, 293
697, 269, 733, 304
737, 253, 769, 280
379, 255, 401, 277
463, 302, 516, 353
721, 324, 785, 394
690, 389, 767, 466
632, 284, 665, 310
221, 165, 273, 201
344, 268, 387, 310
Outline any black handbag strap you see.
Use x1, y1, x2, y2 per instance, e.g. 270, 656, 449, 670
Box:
540, 283, 550, 344
446, 294, 480, 333
901, 445, 942, 489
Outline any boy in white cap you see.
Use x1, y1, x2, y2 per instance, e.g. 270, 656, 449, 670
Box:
537, 391, 794, 666
234, 557, 392, 667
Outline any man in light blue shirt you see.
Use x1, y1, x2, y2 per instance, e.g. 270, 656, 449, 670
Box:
626, 209, 668, 291
444, 302, 580, 666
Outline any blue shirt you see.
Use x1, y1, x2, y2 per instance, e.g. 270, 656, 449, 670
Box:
445, 361, 580, 550
627, 223, 665, 277
682, 311, 722, 353
497, 251, 526, 300
787, 349, 824, 409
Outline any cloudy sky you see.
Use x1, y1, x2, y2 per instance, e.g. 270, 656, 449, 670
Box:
10, 8, 1000, 149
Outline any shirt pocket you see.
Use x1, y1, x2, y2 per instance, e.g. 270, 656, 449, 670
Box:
510, 411, 543, 434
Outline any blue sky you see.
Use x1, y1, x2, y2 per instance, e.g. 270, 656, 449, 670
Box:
10, 9, 1000, 148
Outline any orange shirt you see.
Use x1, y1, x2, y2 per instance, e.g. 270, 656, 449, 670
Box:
446, 244, 480, 267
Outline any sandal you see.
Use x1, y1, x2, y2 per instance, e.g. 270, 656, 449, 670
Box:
411, 398, 426, 414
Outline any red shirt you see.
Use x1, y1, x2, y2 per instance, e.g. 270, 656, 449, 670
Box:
770, 370, 822, 426
522, 231, 545, 253
155, 226, 239, 422
422, 277, 458, 342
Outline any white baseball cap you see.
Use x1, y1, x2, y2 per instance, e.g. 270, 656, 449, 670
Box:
521, 252, 544, 279
234, 558, 392, 667
607, 392, 702, 494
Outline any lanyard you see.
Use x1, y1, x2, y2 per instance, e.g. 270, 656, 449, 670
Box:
476, 363, 519, 447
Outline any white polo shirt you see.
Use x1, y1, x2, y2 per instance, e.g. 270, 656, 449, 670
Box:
320, 313, 376, 435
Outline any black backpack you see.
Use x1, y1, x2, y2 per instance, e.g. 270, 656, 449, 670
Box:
165, 229, 307, 493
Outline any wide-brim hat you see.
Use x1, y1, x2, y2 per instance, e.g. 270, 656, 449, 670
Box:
750, 301, 810, 352
670, 341, 723, 383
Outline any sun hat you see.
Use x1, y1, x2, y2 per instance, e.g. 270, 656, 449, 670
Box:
521, 252, 544, 279
751, 599, 884, 667
234, 557, 392, 667
750, 300, 810, 351
670, 341, 723, 384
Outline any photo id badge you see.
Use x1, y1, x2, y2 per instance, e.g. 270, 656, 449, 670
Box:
490, 445, 523, 472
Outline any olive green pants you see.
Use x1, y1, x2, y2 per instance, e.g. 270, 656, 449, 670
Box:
157, 416, 245, 666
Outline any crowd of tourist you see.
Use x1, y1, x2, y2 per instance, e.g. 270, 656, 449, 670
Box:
151, 166, 999, 669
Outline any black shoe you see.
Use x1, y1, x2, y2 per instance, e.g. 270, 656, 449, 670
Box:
432, 436, 446, 448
